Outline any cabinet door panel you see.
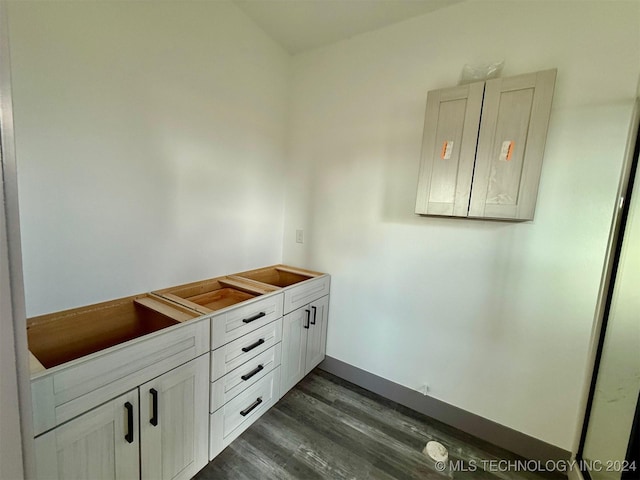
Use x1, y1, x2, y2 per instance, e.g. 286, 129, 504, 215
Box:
280, 308, 308, 395
470, 69, 556, 220
34, 390, 139, 480
140, 355, 208, 480
415, 82, 484, 216
305, 296, 329, 374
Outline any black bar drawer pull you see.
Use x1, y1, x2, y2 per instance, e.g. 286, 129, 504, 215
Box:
304, 309, 310, 329
242, 312, 266, 324
124, 402, 134, 443
240, 397, 263, 417
241, 364, 264, 381
150, 388, 158, 426
311, 306, 317, 325
242, 338, 265, 353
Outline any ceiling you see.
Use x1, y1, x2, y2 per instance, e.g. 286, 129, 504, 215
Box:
234, 0, 465, 54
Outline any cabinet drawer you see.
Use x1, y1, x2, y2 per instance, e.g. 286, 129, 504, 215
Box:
209, 367, 280, 460
211, 319, 282, 382
210, 343, 281, 412
283, 275, 330, 314
210, 292, 283, 350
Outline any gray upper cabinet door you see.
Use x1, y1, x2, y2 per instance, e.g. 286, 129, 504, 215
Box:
415, 82, 485, 216
469, 69, 556, 220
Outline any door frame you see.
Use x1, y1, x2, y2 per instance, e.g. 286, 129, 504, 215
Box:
0, 1, 36, 477
568, 98, 640, 480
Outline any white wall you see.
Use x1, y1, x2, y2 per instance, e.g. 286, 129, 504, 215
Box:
8, 0, 640, 455
7, 1, 290, 316
283, 1, 640, 449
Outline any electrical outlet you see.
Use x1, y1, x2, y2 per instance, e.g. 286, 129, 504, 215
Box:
419, 384, 429, 396
296, 230, 304, 244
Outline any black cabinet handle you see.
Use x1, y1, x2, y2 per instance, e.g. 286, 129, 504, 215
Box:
150, 388, 158, 427
311, 306, 317, 325
240, 397, 263, 417
241, 364, 264, 381
242, 338, 265, 353
304, 309, 310, 329
242, 312, 266, 324
124, 402, 134, 443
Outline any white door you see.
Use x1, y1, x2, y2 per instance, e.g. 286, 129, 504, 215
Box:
280, 307, 309, 395
305, 295, 329, 374
34, 390, 139, 480
140, 355, 209, 480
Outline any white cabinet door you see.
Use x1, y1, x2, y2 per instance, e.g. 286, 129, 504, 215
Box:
140, 355, 209, 480
415, 82, 485, 216
469, 69, 556, 220
280, 307, 309, 395
34, 390, 139, 480
305, 295, 329, 374
415, 69, 556, 221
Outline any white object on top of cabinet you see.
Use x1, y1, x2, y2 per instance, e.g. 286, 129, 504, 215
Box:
415, 69, 556, 221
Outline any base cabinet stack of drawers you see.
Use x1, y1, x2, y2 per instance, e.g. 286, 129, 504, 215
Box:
28, 265, 330, 480
207, 291, 284, 459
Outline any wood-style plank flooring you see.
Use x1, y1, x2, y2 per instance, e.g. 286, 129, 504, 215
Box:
195, 369, 565, 480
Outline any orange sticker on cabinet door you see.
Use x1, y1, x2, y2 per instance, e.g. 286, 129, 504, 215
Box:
499, 141, 514, 161
441, 140, 454, 160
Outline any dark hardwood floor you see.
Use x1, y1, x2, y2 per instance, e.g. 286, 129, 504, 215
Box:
195, 369, 565, 480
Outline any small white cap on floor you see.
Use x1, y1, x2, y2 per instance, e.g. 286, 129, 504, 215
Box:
423, 441, 448, 462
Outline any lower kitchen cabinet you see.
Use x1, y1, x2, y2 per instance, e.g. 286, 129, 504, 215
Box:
34, 355, 209, 480
280, 295, 329, 395
29, 266, 331, 477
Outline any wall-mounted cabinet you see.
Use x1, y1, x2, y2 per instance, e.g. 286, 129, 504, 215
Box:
415, 69, 556, 221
